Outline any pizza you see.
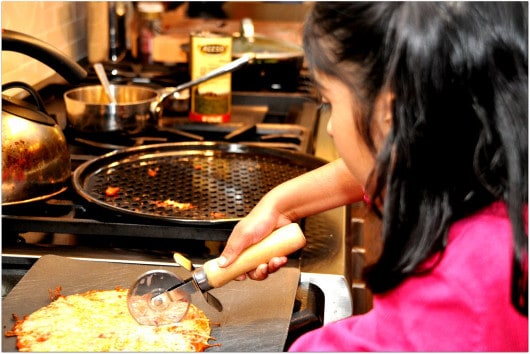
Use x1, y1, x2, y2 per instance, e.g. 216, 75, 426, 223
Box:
5, 287, 217, 352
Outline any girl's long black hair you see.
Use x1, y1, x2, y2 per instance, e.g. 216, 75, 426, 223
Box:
304, 2, 528, 315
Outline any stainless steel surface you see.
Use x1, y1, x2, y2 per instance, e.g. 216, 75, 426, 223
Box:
64, 84, 158, 132
2, 96, 70, 205
160, 54, 252, 101
300, 272, 353, 325
240, 18, 255, 43
3, 255, 301, 352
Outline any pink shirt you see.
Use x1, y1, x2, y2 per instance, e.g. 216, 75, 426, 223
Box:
290, 202, 528, 351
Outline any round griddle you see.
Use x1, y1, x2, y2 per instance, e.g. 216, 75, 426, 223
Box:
73, 142, 326, 225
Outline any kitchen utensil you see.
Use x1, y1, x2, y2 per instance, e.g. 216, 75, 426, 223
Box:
72, 142, 326, 225
63, 54, 253, 133
93, 63, 116, 104
2, 255, 301, 352
1, 29, 86, 205
232, 18, 305, 91
166, 252, 223, 311
2, 82, 71, 205
127, 223, 306, 326
2, 29, 87, 84
127, 270, 192, 326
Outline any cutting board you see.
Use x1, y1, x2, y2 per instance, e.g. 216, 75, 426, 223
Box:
2, 255, 300, 352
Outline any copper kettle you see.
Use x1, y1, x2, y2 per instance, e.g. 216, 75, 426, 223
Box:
2, 29, 87, 205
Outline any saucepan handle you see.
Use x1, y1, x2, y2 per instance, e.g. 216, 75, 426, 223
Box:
157, 54, 254, 104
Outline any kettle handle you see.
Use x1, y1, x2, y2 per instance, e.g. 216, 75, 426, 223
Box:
3, 81, 48, 114
2, 82, 58, 126
2, 29, 87, 84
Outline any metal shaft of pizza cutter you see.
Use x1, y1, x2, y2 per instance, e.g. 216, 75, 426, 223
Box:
168, 252, 223, 311
163, 269, 223, 312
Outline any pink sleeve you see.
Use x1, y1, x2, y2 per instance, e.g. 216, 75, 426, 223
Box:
289, 203, 528, 352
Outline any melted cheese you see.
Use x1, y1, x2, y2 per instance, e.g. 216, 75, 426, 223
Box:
7, 288, 214, 352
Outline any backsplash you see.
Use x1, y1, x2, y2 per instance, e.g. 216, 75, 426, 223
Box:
1, 1, 87, 88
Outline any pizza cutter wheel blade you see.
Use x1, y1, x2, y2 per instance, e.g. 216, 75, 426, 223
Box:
127, 270, 191, 326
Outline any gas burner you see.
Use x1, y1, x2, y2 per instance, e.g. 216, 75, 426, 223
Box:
64, 125, 204, 154
65, 122, 308, 155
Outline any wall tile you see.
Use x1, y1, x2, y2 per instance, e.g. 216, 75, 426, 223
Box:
2, 1, 87, 88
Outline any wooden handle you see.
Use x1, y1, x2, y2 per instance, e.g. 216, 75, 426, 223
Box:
202, 223, 306, 289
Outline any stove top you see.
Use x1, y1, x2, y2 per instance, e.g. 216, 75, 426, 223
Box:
2, 59, 354, 331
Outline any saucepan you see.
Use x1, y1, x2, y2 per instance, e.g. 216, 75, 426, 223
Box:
63, 54, 253, 133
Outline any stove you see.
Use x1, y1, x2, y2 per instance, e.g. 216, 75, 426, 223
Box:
2, 58, 354, 347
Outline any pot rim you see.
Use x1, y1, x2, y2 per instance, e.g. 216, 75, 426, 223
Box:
63, 84, 160, 106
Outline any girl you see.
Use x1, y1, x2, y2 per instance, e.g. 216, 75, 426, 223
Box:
219, 2, 528, 350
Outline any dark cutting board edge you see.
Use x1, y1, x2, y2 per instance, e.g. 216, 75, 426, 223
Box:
2, 255, 301, 352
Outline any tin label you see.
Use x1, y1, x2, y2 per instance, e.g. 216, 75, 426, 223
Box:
189, 32, 232, 123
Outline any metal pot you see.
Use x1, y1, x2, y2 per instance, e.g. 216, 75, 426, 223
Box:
63, 84, 159, 133
2, 82, 70, 205
231, 18, 305, 91
1, 29, 87, 205
63, 55, 252, 133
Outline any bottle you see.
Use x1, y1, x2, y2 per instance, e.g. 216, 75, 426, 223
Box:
136, 2, 163, 65
189, 31, 233, 123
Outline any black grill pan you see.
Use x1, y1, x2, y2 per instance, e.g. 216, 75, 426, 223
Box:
72, 142, 326, 225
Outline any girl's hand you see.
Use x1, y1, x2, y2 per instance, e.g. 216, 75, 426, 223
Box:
218, 204, 293, 281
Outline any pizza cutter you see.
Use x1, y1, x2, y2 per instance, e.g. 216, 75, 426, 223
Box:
127, 223, 306, 326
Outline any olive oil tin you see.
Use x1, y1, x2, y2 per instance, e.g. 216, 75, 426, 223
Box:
189, 32, 232, 123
